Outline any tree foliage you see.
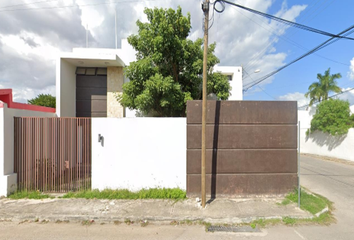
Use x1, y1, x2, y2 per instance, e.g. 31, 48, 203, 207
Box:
309, 99, 353, 136
117, 7, 231, 117
305, 68, 342, 106
28, 94, 56, 108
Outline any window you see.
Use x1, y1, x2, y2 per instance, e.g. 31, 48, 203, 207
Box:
85, 68, 97, 76
75, 67, 107, 76
76, 67, 86, 75
226, 74, 233, 81
97, 68, 107, 76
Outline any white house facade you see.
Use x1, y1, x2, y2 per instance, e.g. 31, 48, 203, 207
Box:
56, 39, 243, 118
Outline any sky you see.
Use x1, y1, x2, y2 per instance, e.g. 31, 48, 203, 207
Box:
0, 0, 353, 107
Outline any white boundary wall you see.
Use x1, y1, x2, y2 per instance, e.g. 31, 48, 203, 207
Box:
299, 108, 354, 162
92, 118, 186, 191
0, 103, 56, 197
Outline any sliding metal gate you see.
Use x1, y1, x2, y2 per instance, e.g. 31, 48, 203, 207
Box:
14, 117, 91, 192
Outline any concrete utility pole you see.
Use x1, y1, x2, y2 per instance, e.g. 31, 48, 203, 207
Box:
201, 0, 210, 209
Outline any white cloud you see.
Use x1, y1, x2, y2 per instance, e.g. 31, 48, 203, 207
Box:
278, 92, 309, 107
338, 88, 354, 106
0, 0, 307, 102
349, 57, 354, 80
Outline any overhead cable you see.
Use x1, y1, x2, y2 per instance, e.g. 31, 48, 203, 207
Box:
213, 0, 354, 41
243, 25, 354, 91
298, 87, 354, 109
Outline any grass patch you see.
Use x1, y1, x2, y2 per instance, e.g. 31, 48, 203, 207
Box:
249, 218, 281, 228
282, 188, 330, 215
62, 188, 186, 200
8, 190, 50, 199
281, 210, 335, 226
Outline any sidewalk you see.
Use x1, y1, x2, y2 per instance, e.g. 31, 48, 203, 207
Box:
0, 197, 312, 224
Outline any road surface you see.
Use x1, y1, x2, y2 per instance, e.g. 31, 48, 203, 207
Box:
1, 155, 353, 239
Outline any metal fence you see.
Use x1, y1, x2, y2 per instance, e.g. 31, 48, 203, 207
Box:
14, 117, 91, 192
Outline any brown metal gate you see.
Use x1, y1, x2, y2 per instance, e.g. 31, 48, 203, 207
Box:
14, 117, 91, 192
186, 101, 298, 197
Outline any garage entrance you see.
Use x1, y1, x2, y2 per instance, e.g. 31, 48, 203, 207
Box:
76, 67, 107, 117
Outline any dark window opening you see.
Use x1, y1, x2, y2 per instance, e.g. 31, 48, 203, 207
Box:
75, 67, 107, 76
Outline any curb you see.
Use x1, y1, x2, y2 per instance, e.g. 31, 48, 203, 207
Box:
0, 213, 317, 225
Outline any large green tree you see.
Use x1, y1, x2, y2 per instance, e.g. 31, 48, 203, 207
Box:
117, 7, 231, 117
28, 94, 56, 108
305, 68, 342, 106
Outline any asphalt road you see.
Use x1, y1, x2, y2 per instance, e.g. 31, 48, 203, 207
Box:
1, 155, 353, 240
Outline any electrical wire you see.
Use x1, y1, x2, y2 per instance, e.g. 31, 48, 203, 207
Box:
242, 0, 343, 75
243, 25, 354, 91
298, 87, 354, 109
213, 0, 354, 41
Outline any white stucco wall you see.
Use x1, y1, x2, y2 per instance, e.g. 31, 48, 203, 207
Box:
213, 66, 243, 100
56, 59, 76, 117
0, 103, 56, 197
299, 108, 354, 162
92, 118, 186, 191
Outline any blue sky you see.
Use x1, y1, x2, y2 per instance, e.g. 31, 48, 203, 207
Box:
242, 0, 354, 106
0, 0, 353, 106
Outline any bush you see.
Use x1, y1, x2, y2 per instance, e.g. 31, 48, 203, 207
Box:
310, 99, 353, 136
350, 114, 354, 127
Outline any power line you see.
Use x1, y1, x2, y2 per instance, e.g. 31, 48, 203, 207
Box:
243, 25, 354, 91
298, 87, 354, 109
214, 0, 354, 41
241, 0, 345, 77
257, 86, 276, 100
234, 2, 349, 82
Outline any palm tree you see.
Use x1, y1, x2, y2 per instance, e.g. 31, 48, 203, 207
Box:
305, 68, 342, 106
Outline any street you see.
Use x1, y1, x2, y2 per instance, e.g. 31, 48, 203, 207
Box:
1, 154, 354, 240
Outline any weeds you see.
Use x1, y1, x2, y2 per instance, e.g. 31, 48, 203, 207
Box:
8, 190, 50, 199
124, 219, 134, 225
62, 188, 186, 200
282, 188, 331, 215
140, 220, 149, 227
81, 220, 94, 226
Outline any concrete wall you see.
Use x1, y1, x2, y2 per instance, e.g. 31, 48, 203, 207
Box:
56, 59, 76, 117
299, 108, 354, 162
0, 103, 56, 196
187, 101, 298, 197
92, 118, 186, 191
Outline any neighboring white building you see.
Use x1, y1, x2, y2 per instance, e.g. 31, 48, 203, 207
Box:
56, 39, 243, 118
213, 66, 243, 100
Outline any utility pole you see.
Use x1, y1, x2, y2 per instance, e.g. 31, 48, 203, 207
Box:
201, 0, 209, 209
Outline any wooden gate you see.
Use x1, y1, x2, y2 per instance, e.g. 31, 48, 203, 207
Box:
14, 117, 91, 192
